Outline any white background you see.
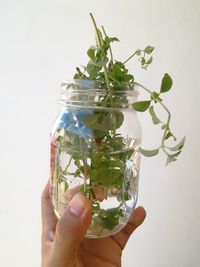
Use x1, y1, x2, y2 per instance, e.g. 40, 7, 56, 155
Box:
0, 0, 200, 266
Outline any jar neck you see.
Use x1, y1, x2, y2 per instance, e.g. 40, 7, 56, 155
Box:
59, 80, 139, 109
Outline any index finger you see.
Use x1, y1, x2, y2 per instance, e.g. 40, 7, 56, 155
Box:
41, 181, 57, 241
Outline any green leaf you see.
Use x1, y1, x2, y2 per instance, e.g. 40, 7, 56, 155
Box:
110, 64, 123, 79
161, 124, 168, 130
141, 57, 145, 65
83, 111, 124, 133
166, 136, 186, 152
114, 111, 124, 128
146, 56, 153, 64
149, 106, 161, 125
86, 61, 101, 78
108, 63, 133, 83
100, 207, 122, 230
123, 73, 134, 82
166, 150, 182, 165
136, 49, 141, 56
132, 100, 151, 112
166, 156, 177, 165
101, 112, 116, 130
144, 46, 154, 54
109, 37, 120, 42
160, 73, 173, 93
92, 168, 122, 187
96, 56, 109, 67
150, 91, 161, 102
73, 73, 82, 79
164, 130, 173, 140
97, 111, 123, 131
140, 148, 160, 157
83, 113, 98, 125
87, 46, 96, 61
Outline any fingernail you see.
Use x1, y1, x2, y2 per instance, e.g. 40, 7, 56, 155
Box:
47, 230, 55, 241
69, 194, 85, 217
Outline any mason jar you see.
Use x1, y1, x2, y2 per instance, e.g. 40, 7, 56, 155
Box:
49, 79, 142, 238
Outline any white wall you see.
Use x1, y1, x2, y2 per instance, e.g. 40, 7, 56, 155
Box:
0, 0, 199, 266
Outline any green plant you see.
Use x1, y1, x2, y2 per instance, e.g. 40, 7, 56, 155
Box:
53, 13, 185, 234
73, 13, 185, 165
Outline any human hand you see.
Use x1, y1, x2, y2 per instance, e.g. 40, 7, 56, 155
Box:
41, 182, 146, 267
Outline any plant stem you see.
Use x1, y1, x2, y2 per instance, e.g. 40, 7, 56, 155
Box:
123, 51, 137, 65
101, 26, 113, 64
89, 13, 113, 104
89, 13, 101, 46
63, 156, 72, 174
134, 81, 171, 155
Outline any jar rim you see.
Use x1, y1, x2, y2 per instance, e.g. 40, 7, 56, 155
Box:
59, 79, 139, 108
61, 79, 139, 94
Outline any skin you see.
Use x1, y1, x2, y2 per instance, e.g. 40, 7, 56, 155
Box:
41, 182, 146, 267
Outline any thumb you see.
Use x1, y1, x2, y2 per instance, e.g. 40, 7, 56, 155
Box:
52, 193, 92, 266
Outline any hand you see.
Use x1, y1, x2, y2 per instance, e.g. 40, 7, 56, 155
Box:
41, 182, 146, 267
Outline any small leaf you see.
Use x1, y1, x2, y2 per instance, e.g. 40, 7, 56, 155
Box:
114, 111, 124, 128
136, 49, 141, 56
166, 150, 182, 165
160, 73, 173, 93
86, 61, 101, 78
164, 130, 173, 140
109, 37, 120, 42
150, 91, 160, 101
100, 208, 122, 230
141, 57, 145, 65
73, 73, 82, 79
166, 156, 177, 165
87, 46, 96, 61
97, 56, 109, 67
161, 124, 168, 130
140, 148, 160, 157
146, 56, 153, 64
83, 113, 98, 126
144, 46, 154, 54
149, 106, 161, 125
168, 151, 182, 158
132, 101, 151, 112
166, 136, 186, 152
123, 73, 134, 82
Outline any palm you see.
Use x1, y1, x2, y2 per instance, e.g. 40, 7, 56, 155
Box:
78, 235, 122, 266
77, 212, 143, 267
41, 183, 146, 267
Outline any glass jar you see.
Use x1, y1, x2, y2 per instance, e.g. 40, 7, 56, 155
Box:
49, 80, 142, 238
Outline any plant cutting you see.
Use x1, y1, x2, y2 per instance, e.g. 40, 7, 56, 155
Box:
49, 13, 185, 238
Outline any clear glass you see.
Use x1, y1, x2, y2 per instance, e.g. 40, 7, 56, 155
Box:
50, 80, 142, 238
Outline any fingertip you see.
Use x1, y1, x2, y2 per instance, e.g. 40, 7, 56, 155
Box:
68, 193, 92, 218
132, 206, 147, 226
56, 193, 92, 238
